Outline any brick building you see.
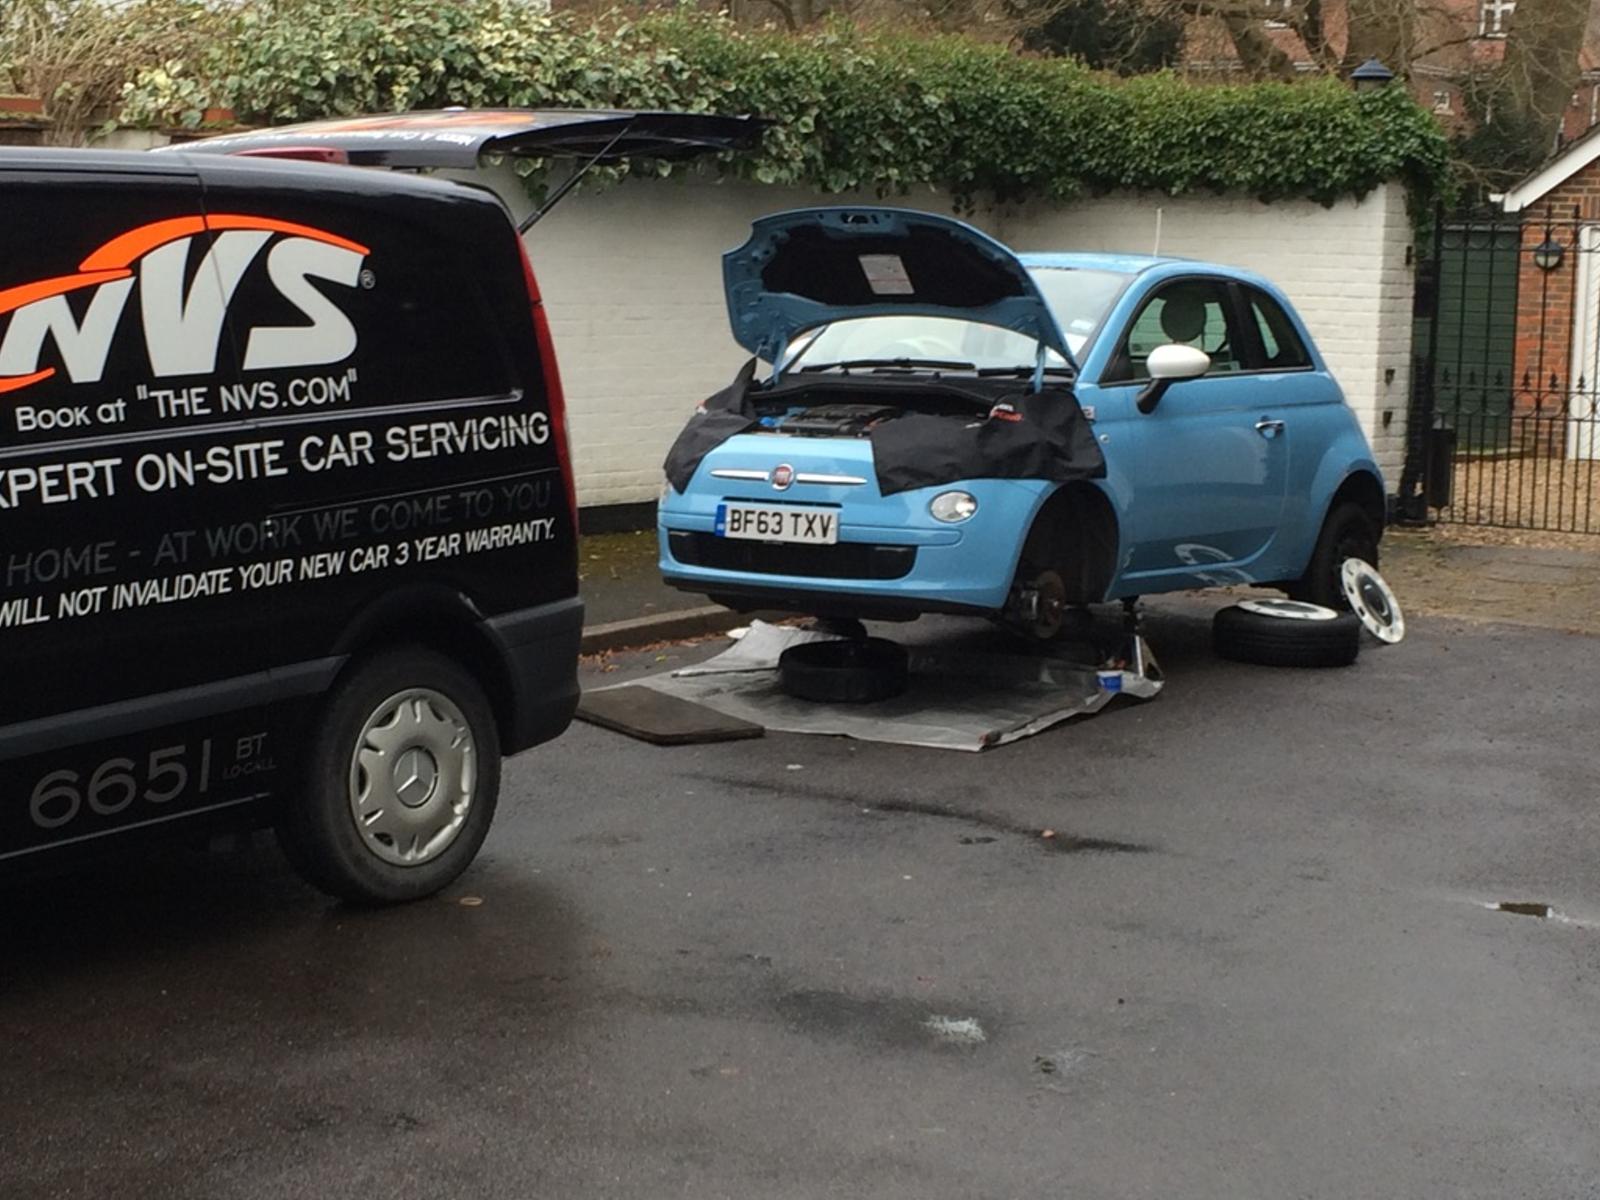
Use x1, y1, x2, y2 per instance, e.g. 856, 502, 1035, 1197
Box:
1181, 0, 1600, 148
1498, 127, 1600, 448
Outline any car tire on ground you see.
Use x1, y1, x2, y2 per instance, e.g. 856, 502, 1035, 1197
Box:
278, 646, 501, 904
779, 638, 909, 704
1212, 602, 1361, 668
1288, 501, 1380, 610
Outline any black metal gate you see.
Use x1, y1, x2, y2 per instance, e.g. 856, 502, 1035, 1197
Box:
1400, 204, 1600, 533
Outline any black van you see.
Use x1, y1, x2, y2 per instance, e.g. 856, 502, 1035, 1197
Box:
0, 111, 762, 902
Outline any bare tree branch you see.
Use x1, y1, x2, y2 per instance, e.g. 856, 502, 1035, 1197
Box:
1500, 0, 1589, 142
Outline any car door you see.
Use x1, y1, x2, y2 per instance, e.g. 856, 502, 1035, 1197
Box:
1105, 276, 1290, 583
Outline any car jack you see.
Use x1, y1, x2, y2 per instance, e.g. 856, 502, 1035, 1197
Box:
1108, 597, 1159, 682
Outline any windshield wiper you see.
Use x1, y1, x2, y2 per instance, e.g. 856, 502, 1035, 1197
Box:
976, 365, 1076, 379
798, 357, 976, 374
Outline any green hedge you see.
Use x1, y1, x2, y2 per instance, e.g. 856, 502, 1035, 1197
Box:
118, 1, 1452, 209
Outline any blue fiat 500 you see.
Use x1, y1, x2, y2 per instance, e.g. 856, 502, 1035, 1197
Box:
658, 208, 1384, 637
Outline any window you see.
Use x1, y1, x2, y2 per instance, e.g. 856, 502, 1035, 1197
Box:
1028, 267, 1134, 357
1245, 288, 1312, 370
784, 268, 1133, 373
1263, 0, 1295, 29
1104, 280, 1246, 383
1433, 90, 1454, 115
1479, 0, 1514, 37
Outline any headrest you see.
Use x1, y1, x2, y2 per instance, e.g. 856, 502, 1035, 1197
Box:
1159, 290, 1209, 343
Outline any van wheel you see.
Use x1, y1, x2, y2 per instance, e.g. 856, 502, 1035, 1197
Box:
279, 647, 501, 904
1288, 502, 1379, 610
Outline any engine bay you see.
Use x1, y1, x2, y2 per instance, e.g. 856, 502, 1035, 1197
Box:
750, 379, 997, 438
759, 403, 901, 437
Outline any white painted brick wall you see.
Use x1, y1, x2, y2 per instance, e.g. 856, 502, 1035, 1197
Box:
474, 166, 1413, 506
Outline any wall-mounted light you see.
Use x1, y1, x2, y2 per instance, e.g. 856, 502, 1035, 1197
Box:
1532, 236, 1565, 272
1350, 58, 1395, 93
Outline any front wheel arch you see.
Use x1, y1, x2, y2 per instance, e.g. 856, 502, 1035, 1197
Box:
1012, 482, 1122, 607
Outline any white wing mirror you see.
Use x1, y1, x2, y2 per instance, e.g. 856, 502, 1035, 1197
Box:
1137, 343, 1211, 413
1147, 343, 1211, 380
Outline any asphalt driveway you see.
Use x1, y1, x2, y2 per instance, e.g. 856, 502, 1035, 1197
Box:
3, 602, 1596, 1199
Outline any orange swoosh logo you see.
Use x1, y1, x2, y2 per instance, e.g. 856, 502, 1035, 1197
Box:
79, 213, 368, 271
2, 214, 368, 396
0, 368, 54, 393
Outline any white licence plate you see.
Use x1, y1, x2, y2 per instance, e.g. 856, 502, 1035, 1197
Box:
715, 503, 838, 544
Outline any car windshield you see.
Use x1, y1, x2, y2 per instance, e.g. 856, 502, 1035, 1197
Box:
784, 267, 1130, 374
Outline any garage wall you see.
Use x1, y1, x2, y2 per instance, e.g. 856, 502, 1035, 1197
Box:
484, 169, 969, 508
477, 166, 1414, 507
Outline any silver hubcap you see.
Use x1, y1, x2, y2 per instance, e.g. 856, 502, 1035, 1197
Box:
348, 687, 475, 866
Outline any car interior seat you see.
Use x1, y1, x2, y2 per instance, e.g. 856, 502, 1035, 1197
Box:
1158, 291, 1208, 344
1160, 288, 1233, 369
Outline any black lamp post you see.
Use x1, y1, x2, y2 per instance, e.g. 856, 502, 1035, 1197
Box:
1350, 58, 1395, 92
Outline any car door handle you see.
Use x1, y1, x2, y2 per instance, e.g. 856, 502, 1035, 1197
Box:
1254, 418, 1285, 439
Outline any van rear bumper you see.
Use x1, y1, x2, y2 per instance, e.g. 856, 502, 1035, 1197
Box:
486, 595, 585, 755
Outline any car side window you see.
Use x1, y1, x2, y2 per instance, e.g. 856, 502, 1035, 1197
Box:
1104, 279, 1246, 383
1246, 288, 1312, 370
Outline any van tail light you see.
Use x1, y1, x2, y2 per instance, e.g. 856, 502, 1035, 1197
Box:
516, 233, 578, 534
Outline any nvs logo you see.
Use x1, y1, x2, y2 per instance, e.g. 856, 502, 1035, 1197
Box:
0, 215, 370, 396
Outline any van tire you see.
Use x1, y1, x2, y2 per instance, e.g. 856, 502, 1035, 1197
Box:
1212, 604, 1361, 668
279, 647, 501, 904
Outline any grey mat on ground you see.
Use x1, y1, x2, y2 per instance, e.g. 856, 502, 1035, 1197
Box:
593, 621, 1162, 752
576, 684, 765, 745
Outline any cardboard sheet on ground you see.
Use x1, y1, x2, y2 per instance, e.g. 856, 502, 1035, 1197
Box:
607, 621, 1162, 751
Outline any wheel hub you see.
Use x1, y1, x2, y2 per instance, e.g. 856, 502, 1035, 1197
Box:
347, 687, 476, 867
392, 745, 441, 809
1014, 569, 1068, 640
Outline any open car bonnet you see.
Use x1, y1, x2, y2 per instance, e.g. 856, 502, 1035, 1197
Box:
723, 208, 1074, 370
158, 109, 769, 170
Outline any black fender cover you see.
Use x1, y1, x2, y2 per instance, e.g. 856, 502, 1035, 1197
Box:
866, 387, 1104, 496
663, 358, 761, 493
663, 364, 1105, 497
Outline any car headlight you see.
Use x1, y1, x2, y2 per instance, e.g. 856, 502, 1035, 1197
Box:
929, 490, 978, 523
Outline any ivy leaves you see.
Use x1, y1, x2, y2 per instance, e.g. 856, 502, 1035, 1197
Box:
113, 1, 1451, 209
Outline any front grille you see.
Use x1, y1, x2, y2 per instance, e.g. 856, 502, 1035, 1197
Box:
668, 531, 916, 580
